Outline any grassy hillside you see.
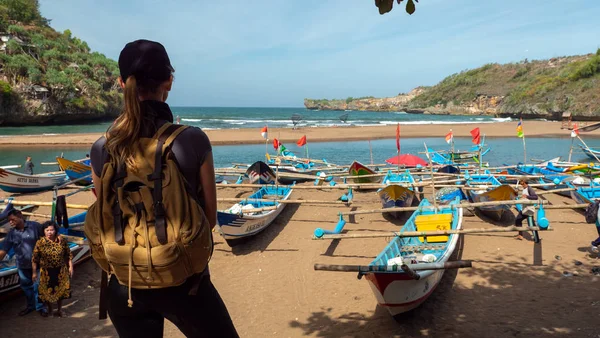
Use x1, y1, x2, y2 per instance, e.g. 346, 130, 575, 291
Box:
0, 0, 121, 125
408, 50, 600, 118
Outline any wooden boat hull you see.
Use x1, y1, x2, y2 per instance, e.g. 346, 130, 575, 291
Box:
365, 270, 444, 316
348, 161, 379, 184
0, 168, 67, 193
246, 161, 276, 184
217, 185, 293, 246
56, 157, 92, 185
364, 198, 463, 317
466, 184, 517, 220
377, 185, 415, 219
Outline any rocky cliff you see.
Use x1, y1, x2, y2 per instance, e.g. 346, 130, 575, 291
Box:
305, 51, 600, 120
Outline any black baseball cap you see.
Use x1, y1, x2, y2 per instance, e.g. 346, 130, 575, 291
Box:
118, 39, 174, 83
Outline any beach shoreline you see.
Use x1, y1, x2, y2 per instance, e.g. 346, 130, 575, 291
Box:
1, 121, 597, 148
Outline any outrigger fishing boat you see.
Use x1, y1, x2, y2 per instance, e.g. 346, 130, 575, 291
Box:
378, 170, 418, 219
56, 157, 92, 186
245, 161, 276, 184
508, 164, 590, 197
363, 197, 463, 317
0, 168, 67, 193
348, 161, 379, 184
567, 182, 600, 204
463, 174, 517, 220
426, 145, 490, 166
580, 144, 600, 161
217, 184, 293, 246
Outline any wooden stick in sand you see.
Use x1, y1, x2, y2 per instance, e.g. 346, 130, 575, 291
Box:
217, 197, 351, 205
313, 226, 552, 240
314, 260, 473, 273
341, 199, 549, 216
0, 199, 89, 210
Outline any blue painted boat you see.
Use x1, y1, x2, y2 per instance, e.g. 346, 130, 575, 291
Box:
567, 182, 600, 204
580, 144, 600, 161
508, 164, 590, 197
217, 184, 293, 246
464, 174, 517, 220
362, 197, 463, 317
427, 145, 490, 166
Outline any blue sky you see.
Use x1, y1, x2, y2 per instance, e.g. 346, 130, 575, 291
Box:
39, 0, 600, 107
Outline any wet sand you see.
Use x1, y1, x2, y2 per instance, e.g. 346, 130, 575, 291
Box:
0, 184, 599, 337
1, 121, 598, 148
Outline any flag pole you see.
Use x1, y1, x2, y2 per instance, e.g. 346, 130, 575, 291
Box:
369, 140, 374, 165
568, 136, 574, 162
450, 129, 454, 154
522, 133, 527, 164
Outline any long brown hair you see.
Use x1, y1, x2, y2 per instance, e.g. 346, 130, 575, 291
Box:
105, 76, 144, 170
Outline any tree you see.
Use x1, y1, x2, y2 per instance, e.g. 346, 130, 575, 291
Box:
0, 0, 43, 24
375, 0, 418, 15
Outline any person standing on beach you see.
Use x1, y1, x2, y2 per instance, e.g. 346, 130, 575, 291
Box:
0, 207, 47, 316
32, 221, 74, 318
514, 179, 538, 240
88, 39, 238, 338
24, 156, 34, 175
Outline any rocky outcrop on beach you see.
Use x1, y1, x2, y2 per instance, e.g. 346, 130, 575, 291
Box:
304, 87, 426, 112
0, 1, 122, 126
306, 51, 600, 120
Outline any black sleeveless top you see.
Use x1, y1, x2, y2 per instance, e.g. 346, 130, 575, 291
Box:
90, 100, 212, 206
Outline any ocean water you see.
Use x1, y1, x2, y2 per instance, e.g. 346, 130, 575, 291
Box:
0, 107, 513, 136
0, 137, 592, 173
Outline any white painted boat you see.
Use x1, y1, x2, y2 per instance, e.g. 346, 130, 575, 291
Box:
0, 168, 67, 193
363, 197, 463, 317
216, 185, 293, 246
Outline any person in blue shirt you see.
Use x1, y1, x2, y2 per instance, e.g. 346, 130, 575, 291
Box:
592, 207, 600, 254
0, 207, 47, 316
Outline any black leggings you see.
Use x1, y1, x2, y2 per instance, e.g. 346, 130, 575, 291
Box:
107, 273, 239, 338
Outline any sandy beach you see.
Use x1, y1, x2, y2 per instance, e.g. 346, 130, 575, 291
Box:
1, 121, 599, 148
1, 182, 599, 338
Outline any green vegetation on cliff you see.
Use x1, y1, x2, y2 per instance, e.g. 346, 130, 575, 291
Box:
409, 50, 600, 117
0, 0, 121, 125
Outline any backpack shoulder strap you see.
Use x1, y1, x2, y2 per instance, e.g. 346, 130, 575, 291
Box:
148, 122, 189, 245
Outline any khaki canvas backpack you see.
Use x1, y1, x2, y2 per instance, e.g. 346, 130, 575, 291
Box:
84, 123, 213, 307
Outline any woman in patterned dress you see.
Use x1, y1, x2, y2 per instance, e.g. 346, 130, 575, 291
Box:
31, 221, 73, 317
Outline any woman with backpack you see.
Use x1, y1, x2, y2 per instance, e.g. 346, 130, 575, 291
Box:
87, 39, 238, 338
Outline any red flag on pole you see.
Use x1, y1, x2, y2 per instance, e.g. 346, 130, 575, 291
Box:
571, 123, 580, 138
470, 127, 481, 145
396, 123, 400, 152
297, 135, 307, 147
260, 126, 268, 139
273, 138, 280, 150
